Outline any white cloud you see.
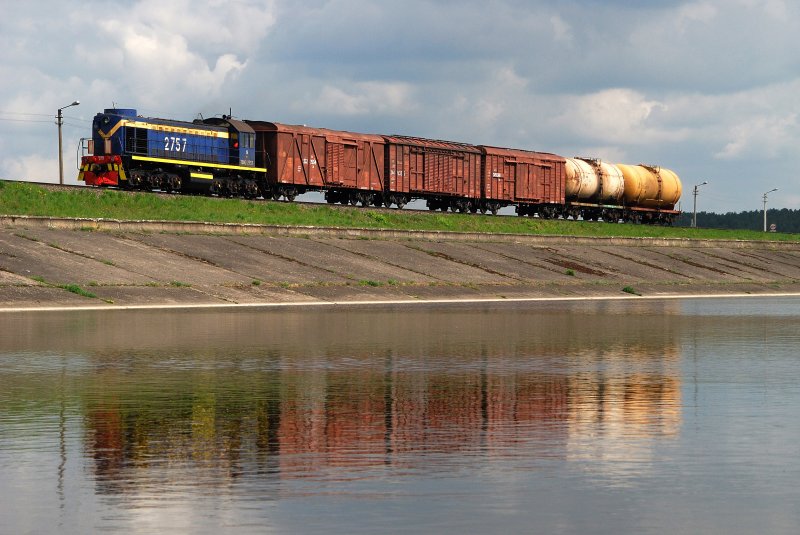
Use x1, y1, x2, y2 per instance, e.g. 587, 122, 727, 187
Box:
550, 15, 573, 45
554, 89, 670, 144
716, 113, 799, 159
2, 153, 58, 183
94, 8, 259, 107
294, 81, 417, 116
676, 1, 718, 30
737, 0, 788, 19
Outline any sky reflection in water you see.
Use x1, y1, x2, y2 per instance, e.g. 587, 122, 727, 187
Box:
2, 298, 800, 534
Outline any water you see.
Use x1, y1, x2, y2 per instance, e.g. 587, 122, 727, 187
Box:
1, 298, 799, 534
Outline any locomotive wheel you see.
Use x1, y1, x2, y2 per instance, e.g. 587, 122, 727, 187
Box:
164, 174, 181, 193
128, 171, 144, 189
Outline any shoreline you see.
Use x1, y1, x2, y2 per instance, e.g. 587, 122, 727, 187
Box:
2, 291, 799, 314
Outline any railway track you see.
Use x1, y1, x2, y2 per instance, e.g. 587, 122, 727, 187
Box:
25, 180, 531, 219
15, 180, 684, 226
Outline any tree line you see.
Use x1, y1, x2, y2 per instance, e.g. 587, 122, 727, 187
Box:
675, 208, 800, 233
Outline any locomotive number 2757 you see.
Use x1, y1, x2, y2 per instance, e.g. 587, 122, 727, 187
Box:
164, 136, 187, 152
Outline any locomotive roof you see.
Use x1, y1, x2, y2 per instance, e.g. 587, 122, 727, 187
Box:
203, 116, 255, 134
98, 109, 227, 132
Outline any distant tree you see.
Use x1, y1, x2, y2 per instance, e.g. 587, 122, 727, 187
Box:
675, 208, 800, 233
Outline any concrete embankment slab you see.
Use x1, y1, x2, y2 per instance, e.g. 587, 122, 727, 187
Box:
1, 218, 799, 310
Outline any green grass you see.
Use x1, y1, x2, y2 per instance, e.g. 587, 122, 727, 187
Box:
61, 283, 97, 299
27, 274, 100, 299
2, 180, 798, 241
622, 286, 641, 296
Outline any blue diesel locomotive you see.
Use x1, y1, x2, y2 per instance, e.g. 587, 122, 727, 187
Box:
78, 109, 266, 197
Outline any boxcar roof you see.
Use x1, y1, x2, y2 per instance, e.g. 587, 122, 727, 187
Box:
480, 145, 566, 163
382, 135, 482, 153
246, 121, 384, 143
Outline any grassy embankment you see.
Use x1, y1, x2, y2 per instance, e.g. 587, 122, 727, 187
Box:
1, 180, 797, 241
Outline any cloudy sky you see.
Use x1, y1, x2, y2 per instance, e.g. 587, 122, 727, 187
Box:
1, 0, 798, 213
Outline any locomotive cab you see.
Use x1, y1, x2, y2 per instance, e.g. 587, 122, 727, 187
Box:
203, 116, 256, 168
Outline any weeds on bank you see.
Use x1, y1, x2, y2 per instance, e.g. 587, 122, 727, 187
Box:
61, 283, 97, 299
27, 274, 110, 301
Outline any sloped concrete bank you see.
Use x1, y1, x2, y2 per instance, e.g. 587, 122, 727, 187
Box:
1, 215, 799, 311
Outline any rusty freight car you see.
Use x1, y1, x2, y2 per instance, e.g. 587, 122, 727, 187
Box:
248, 121, 385, 206
383, 136, 482, 211
480, 147, 566, 217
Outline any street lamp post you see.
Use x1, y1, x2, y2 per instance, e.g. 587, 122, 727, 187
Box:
57, 100, 80, 184
762, 188, 778, 232
692, 181, 708, 228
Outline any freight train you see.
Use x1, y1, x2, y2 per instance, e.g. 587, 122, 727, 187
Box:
78, 108, 682, 224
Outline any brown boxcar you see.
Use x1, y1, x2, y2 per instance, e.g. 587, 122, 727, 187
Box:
247, 121, 385, 204
383, 135, 482, 211
480, 146, 566, 216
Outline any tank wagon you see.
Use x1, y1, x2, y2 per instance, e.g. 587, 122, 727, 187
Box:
79, 109, 682, 224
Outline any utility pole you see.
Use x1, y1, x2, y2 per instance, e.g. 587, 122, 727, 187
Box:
762, 188, 778, 232
57, 100, 80, 184
692, 181, 707, 228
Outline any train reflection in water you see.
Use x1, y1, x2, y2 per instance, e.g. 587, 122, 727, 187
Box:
72, 303, 682, 493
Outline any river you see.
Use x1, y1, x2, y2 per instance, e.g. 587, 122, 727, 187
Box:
1, 297, 799, 534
